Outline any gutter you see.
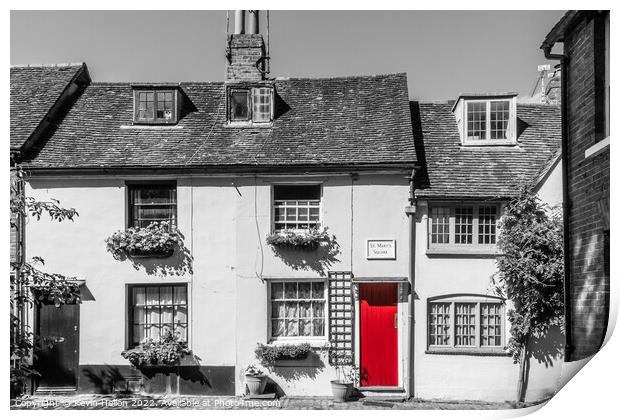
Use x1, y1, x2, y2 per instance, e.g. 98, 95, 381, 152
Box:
542, 42, 572, 361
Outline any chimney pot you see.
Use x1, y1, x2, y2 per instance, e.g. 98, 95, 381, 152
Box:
248, 10, 260, 34
234, 10, 245, 34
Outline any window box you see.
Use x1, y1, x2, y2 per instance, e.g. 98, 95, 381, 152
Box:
266, 227, 330, 250
105, 221, 181, 260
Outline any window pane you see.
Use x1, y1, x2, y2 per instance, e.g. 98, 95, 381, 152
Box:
430, 207, 450, 244
272, 301, 285, 318
429, 303, 451, 345
252, 87, 272, 122
299, 301, 312, 318
133, 287, 146, 305
455, 303, 477, 346
174, 286, 187, 304
271, 282, 284, 299
285, 320, 298, 336
285, 282, 297, 299
231, 90, 250, 120
298, 282, 311, 299
312, 282, 324, 298
272, 320, 284, 337
174, 307, 187, 324
467, 102, 487, 140
478, 205, 498, 244
455, 206, 473, 244
299, 319, 312, 336
481, 303, 503, 346
490, 101, 510, 140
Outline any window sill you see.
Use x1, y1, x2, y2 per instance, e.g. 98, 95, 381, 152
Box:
426, 248, 501, 258
226, 121, 273, 128
425, 348, 510, 357
460, 140, 518, 147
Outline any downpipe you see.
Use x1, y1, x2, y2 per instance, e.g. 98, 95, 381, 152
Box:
405, 168, 417, 397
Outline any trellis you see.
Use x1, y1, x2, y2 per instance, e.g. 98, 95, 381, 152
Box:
327, 271, 354, 365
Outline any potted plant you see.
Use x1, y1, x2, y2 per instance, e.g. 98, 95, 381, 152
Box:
105, 221, 182, 260
328, 344, 356, 402
244, 364, 267, 396
266, 227, 331, 250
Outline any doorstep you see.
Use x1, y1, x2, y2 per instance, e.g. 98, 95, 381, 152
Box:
359, 387, 407, 401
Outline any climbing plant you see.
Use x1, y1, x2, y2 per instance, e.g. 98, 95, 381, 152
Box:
492, 188, 564, 402
10, 168, 81, 397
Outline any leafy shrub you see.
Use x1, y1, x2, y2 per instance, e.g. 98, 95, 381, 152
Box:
265, 227, 331, 250
105, 221, 181, 259
121, 330, 196, 368
254, 342, 312, 367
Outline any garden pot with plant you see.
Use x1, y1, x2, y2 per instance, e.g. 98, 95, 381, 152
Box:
244, 365, 267, 396
328, 344, 357, 402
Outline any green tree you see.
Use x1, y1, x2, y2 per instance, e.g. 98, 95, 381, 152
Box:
10, 168, 81, 397
492, 189, 564, 403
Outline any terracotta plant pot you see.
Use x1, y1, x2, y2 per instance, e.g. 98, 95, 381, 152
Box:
245, 375, 267, 396
330, 380, 351, 402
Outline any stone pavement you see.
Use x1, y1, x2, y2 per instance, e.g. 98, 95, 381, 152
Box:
11, 394, 539, 410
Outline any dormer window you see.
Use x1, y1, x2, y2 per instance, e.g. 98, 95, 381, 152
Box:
133, 87, 178, 124
227, 86, 274, 125
453, 94, 517, 145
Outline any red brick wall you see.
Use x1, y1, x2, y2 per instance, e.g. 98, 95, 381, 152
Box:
563, 12, 610, 360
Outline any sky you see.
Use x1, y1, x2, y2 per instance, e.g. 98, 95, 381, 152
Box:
10, 10, 566, 101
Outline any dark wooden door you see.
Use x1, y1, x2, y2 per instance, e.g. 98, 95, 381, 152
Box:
35, 304, 79, 391
359, 283, 398, 387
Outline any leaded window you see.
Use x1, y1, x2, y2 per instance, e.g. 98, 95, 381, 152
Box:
428, 203, 500, 248
128, 183, 177, 229
270, 280, 326, 339
129, 284, 188, 347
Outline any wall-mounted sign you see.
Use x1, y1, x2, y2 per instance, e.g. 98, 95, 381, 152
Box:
366, 239, 396, 260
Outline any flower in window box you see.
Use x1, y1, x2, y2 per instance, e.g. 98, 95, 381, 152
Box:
265, 227, 331, 250
105, 221, 181, 260
121, 330, 197, 369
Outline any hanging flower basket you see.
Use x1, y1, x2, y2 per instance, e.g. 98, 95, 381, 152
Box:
266, 227, 330, 250
105, 221, 181, 260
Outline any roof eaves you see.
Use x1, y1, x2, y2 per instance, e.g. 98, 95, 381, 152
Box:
540, 10, 581, 49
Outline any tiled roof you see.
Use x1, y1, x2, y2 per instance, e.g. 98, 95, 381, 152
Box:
20, 73, 417, 170
412, 102, 561, 199
10, 64, 85, 150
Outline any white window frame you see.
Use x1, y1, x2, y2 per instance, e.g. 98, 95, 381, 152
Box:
427, 202, 501, 251
267, 278, 329, 345
271, 183, 323, 233
427, 295, 505, 352
462, 97, 516, 145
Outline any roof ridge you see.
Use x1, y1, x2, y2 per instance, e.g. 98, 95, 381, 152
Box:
10, 62, 84, 69
275, 72, 406, 82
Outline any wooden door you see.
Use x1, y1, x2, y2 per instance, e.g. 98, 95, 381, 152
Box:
359, 283, 398, 387
35, 304, 79, 391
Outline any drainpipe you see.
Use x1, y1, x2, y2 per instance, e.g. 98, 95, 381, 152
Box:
404, 168, 417, 397
543, 42, 572, 361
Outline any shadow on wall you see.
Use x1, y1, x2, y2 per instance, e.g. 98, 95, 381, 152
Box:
529, 325, 565, 368
264, 353, 326, 397
82, 365, 129, 394
270, 234, 341, 277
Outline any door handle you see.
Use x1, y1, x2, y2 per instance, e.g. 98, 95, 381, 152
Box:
394, 313, 398, 328
55, 336, 65, 343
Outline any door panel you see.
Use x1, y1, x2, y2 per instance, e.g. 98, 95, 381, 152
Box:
359, 283, 398, 387
35, 304, 79, 390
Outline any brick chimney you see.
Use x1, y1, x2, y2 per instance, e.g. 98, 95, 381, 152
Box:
226, 10, 266, 81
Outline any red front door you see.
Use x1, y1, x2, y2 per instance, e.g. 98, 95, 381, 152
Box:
359, 283, 398, 387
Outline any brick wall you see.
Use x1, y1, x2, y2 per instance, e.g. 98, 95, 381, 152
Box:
226, 34, 266, 81
564, 12, 610, 360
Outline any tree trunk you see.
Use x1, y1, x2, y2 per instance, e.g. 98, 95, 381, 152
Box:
516, 334, 530, 403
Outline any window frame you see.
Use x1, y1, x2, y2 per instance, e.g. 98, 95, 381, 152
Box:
427, 295, 506, 355
126, 283, 189, 350
226, 85, 274, 126
133, 88, 178, 125
271, 183, 323, 233
267, 278, 329, 345
126, 181, 178, 230
462, 97, 516, 145
427, 202, 501, 252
